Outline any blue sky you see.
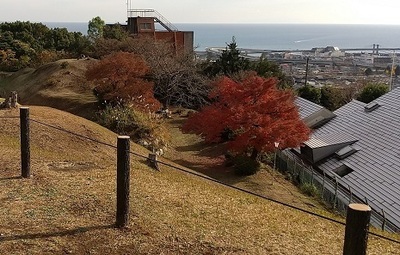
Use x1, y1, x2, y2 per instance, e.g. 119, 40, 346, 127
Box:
1, 0, 400, 24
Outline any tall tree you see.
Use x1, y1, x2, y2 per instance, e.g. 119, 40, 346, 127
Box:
297, 85, 321, 104
182, 74, 310, 159
92, 37, 211, 109
204, 37, 250, 77
251, 58, 294, 89
357, 83, 389, 103
320, 86, 346, 111
86, 52, 160, 111
88, 16, 105, 42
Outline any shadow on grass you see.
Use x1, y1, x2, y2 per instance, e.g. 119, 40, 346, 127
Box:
171, 158, 248, 186
0, 224, 115, 242
176, 142, 227, 159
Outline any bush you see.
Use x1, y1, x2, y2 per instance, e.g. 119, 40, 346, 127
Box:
300, 183, 319, 197
60, 61, 69, 69
232, 154, 260, 176
96, 104, 169, 151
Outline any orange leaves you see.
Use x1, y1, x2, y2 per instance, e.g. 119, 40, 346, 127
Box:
86, 51, 161, 111
183, 74, 310, 154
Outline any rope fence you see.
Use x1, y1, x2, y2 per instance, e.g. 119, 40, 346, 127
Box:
2, 107, 400, 249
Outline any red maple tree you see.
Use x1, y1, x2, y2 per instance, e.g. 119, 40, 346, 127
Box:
182, 74, 310, 158
86, 51, 161, 111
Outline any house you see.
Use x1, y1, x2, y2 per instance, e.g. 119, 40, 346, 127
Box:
291, 90, 400, 232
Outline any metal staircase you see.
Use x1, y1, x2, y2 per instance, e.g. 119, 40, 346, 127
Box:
127, 9, 178, 32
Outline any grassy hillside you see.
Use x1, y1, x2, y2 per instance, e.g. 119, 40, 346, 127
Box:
0, 106, 399, 254
0, 59, 98, 119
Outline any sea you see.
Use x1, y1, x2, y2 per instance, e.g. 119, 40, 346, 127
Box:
44, 22, 400, 52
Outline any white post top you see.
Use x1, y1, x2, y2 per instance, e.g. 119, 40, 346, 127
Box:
118, 135, 130, 139
349, 203, 371, 212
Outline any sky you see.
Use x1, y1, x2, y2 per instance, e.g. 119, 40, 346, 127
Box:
1, 0, 400, 25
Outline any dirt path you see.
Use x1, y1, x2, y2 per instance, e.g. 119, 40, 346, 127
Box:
163, 115, 323, 210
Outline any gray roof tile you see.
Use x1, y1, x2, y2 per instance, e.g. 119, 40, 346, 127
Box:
299, 88, 400, 230
295, 97, 324, 119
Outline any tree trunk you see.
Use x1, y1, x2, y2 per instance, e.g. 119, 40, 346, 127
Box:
250, 148, 258, 160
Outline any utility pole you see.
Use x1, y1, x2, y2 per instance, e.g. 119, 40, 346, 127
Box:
304, 57, 310, 86
389, 50, 395, 91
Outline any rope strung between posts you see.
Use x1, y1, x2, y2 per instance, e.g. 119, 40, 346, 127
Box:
30, 118, 117, 150
147, 155, 346, 226
27, 117, 400, 245
367, 231, 400, 244
0, 116, 19, 119
151, 156, 400, 245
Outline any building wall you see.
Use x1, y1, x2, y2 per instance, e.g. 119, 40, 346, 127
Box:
138, 31, 194, 53
126, 17, 194, 53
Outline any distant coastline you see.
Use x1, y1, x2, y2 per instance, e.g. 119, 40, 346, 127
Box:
42, 22, 400, 51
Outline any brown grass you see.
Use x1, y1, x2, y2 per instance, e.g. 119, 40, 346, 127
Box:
0, 106, 399, 254
0, 59, 98, 119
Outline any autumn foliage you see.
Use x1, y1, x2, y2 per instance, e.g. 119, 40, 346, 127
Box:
86, 51, 161, 111
182, 74, 310, 157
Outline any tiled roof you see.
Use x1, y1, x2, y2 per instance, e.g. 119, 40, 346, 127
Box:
305, 88, 400, 230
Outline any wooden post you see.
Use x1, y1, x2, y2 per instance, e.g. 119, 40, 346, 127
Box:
343, 204, 371, 255
310, 167, 314, 185
147, 153, 160, 171
322, 171, 326, 198
116, 136, 130, 228
20, 107, 30, 178
381, 209, 386, 231
11, 91, 17, 108
334, 177, 338, 209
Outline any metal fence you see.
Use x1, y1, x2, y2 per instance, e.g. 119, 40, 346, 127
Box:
276, 150, 400, 233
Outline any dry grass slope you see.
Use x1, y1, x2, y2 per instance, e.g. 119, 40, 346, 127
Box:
0, 106, 399, 254
0, 59, 98, 119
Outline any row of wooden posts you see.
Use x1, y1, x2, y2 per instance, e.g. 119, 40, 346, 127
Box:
17, 107, 372, 255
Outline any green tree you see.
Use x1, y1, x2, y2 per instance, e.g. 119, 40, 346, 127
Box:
365, 67, 373, 76
252, 58, 294, 89
320, 86, 346, 111
357, 83, 389, 103
395, 65, 400, 77
297, 85, 321, 104
0, 21, 89, 70
103, 24, 128, 40
204, 37, 250, 77
202, 38, 293, 89
88, 16, 105, 41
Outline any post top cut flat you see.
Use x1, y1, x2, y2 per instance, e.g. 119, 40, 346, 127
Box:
349, 203, 371, 212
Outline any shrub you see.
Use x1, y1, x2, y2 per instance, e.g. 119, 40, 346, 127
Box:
232, 154, 260, 176
60, 61, 69, 69
257, 152, 275, 166
96, 104, 169, 151
300, 183, 319, 197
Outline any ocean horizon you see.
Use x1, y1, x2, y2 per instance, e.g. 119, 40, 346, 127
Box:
42, 22, 400, 51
